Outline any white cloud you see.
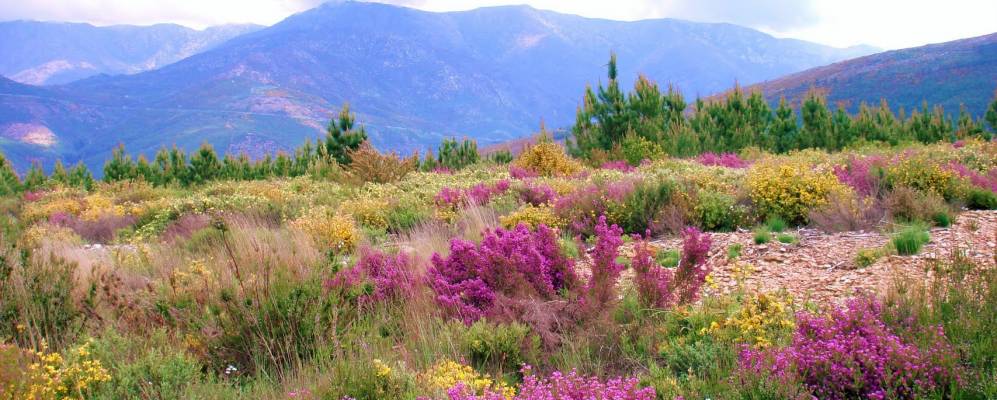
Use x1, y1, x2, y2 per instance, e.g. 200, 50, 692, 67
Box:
0, 0, 993, 49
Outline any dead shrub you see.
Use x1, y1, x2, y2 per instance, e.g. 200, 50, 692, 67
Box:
345, 143, 418, 184
884, 186, 951, 224
809, 191, 885, 233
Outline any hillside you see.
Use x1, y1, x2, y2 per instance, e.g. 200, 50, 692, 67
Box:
0, 21, 262, 85
748, 33, 997, 115
0, 1, 875, 172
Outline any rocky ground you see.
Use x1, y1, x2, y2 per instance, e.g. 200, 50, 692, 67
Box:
647, 210, 997, 305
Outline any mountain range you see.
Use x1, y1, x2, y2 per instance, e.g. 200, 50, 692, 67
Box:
2, 1, 984, 174
0, 21, 262, 85
748, 33, 997, 116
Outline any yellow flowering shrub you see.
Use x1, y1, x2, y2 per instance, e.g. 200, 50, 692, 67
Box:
21, 195, 85, 222
707, 292, 795, 349
290, 206, 359, 253
0, 340, 111, 400
500, 204, 564, 230
339, 196, 390, 230
513, 141, 581, 177
746, 160, 849, 223
80, 193, 126, 221
421, 360, 514, 399
885, 157, 965, 200
18, 224, 82, 249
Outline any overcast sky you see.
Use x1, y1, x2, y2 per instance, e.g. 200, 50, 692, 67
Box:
1, 0, 994, 50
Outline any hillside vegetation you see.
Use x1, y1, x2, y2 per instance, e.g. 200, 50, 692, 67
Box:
1, 57, 997, 400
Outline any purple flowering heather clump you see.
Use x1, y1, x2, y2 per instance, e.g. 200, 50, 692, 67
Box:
436, 187, 466, 208
427, 224, 578, 324
600, 160, 635, 172
947, 161, 997, 192
740, 297, 960, 400
325, 247, 415, 305
555, 180, 635, 236
698, 152, 750, 169
834, 156, 883, 197
584, 216, 626, 310
438, 181, 511, 208
448, 366, 656, 400
518, 183, 557, 206
510, 165, 539, 179
631, 235, 675, 309
631, 227, 712, 308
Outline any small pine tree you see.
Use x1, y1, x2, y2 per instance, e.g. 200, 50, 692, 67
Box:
22, 162, 46, 191
771, 97, 798, 152
187, 143, 221, 185
984, 90, 997, 136
68, 162, 94, 190
103, 144, 137, 182
0, 152, 21, 195
50, 159, 69, 185
324, 103, 368, 165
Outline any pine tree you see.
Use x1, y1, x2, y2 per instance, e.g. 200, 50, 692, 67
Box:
50, 159, 69, 185
771, 97, 798, 152
985, 90, 997, 136
103, 144, 137, 182
22, 162, 46, 191
800, 91, 833, 149
0, 152, 21, 195
68, 162, 94, 190
324, 103, 368, 165
188, 143, 221, 185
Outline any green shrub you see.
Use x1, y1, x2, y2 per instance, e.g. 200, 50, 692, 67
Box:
656, 249, 680, 268
460, 320, 538, 375
753, 228, 771, 244
621, 133, 665, 166
892, 224, 930, 256
776, 233, 797, 244
855, 247, 883, 268
619, 179, 676, 233
727, 243, 743, 260
694, 190, 746, 232
90, 330, 206, 399
966, 188, 997, 210
931, 211, 953, 228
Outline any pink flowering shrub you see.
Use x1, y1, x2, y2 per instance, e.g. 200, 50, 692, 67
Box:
554, 181, 635, 236
697, 152, 750, 169
517, 183, 557, 206
427, 224, 578, 324
510, 165, 539, 179
325, 247, 415, 305
740, 297, 960, 400
600, 160, 635, 172
631, 227, 713, 308
447, 366, 656, 400
49, 211, 137, 244
834, 156, 883, 197
582, 216, 625, 311
435, 180, 512, 210
946, 161, 997, 192
22, 190, 45, 202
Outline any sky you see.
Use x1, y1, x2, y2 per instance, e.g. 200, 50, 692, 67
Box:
0, 0, 994, 49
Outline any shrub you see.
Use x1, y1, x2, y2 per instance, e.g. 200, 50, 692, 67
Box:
516, 183, 557, 206
709, 292, 795, 349
631, 227, 713, 309
49, 212, 137, 244
427, 224, 578, 324
884, 186, 949, 224
621, 133, 665, 166
600, 160, 635, 172
740, 297, 960, 399
697, 152, 750, 169
808, 191, 884, 233
291, 206, 359, 254
346, 143, 418, 184
512, 141, 581, 178
966, 188, 997, 210
0, 340, 111, 399
618, 179, 676, 234
448, 366, 656, 399
326, 247, 415, 306
855, 247, 883, 268
884, 157, 964, 200
746, 160, 849, 224
582, 216, 626, 312
500, 204, 563, 230
460, 320, 538, 375
892, 224, 930, 256
693, 190, 746, 232
422, 359, 514, 399
753, 228, 771, 244
554, 181, 634, 236
833, 156, 883, 197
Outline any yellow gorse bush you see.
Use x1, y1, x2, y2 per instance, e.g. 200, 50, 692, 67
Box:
513, 141, 581, 177
290, 206, 359, 253
339, 196, 390, 230
747, 160, 849, 223
421, 359, 515, 399
885, 157, 965, 200
706, 292, 795, 349
500, 204, 564, 229
7, 340, 112, 400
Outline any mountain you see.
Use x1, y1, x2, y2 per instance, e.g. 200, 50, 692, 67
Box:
748, 33, 997, 116
0, 1, 878, 172
0, 21, 262, 85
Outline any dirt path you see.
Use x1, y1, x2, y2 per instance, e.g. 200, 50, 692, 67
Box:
646, 210, 997, 305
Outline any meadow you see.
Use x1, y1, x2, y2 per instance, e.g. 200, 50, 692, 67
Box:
1, 131, 996, 399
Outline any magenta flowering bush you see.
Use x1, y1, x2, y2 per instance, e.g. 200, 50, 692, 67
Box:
436, 180, 512, 210
325, 247, 415, 305
697, 152, 750, 169
583, 216, 625, 311
427, 223, 578, 324
517, 183, 557, 206
947, 161, 997, 192
510, 165, 539, 179
834, 156, 883, 197
740, 297, 960, 400
554, 180, 635, 236
447, 366, 656, 400
631, 227, 712, 308
600, 160, 635, 172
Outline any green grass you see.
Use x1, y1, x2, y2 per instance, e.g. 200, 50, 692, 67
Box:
753, 228, 771, 244
776, 233, 797, 244
764, 216, 788, 233
892, 224, 930, 256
